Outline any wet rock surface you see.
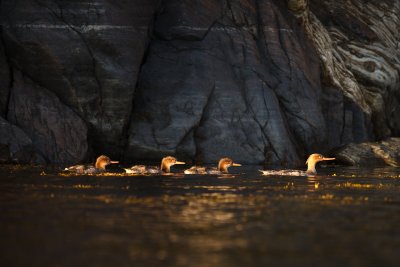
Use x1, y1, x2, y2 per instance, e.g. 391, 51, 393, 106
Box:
0, 0, 399, 165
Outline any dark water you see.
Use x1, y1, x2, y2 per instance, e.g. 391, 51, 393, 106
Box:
1, 165, 400, 267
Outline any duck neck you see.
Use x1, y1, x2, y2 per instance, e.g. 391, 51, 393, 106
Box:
95, 160, 106, 170
306, 161, 317, 175
161, 162, 170, 173
218, 164, 229, 173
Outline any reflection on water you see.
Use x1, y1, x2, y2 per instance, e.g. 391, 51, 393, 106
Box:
1, 165, 400, 267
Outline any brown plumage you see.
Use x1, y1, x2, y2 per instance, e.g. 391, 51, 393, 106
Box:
184, 157, 241, 174
124, 156, 185, 174
64, 155, 119, 174
259, 153, 335, 176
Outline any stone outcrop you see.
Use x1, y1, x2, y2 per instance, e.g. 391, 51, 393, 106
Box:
334, 138, 400, 167
0, 0, 399, 165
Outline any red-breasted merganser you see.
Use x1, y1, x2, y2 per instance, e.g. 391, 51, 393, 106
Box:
64, 155, 119, 174
259, 153, 335, 176
124, 156, 185, 174
184, 157, 241, 175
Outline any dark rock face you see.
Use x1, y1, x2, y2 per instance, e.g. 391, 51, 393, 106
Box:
127, 0, 324, 165
0, 0, 399, 165
0, 116, 38, 163
7, 70, 88, 163
1, 0, 160, 160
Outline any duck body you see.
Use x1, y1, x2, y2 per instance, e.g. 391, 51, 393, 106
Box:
259, 154, 335, 177
124, 156, 185, 174
64, 155, 119, 174
184, 158, 241, 175
259, 169, 306, 176
183, 166, 207, 174
183, 166, 224, 175
124, 165, 162, 174
64, 164, 100, 175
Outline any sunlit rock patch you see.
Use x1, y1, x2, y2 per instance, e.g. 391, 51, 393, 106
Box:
334, 137, 400, 166
291, 0, 400, 140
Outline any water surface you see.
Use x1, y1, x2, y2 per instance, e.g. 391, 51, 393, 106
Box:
1, 165, 400, 267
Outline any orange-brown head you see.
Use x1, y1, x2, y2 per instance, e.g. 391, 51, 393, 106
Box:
95, 155, 119, 170
305, 153, 335, 175
218, 158, 241, 173
160, 156, 186, 173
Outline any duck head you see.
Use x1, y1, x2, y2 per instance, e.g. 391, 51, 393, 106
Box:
160, 156, 185, 173
218, 158, 241, 173
305, 153, 335, 175
95, 155, 119, 170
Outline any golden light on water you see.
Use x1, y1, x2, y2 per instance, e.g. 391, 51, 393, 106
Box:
335, 182, 387, 189
2, 163, 400, 267
320, 194, 334, 200
72, 184, 94, 189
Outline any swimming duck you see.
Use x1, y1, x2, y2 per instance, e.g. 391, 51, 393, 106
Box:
184, 157, 241, 175
64, 155, 119, 174
124, 156, 185, 174
259, 153, 335, 176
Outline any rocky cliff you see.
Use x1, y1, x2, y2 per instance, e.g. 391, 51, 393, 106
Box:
0, 0, 399, 165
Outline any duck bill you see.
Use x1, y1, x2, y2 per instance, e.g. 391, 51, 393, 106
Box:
322, 157, 335, 161
175, 161, 186, 165
110, 160, 119, 164
232, 163, 242, 167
